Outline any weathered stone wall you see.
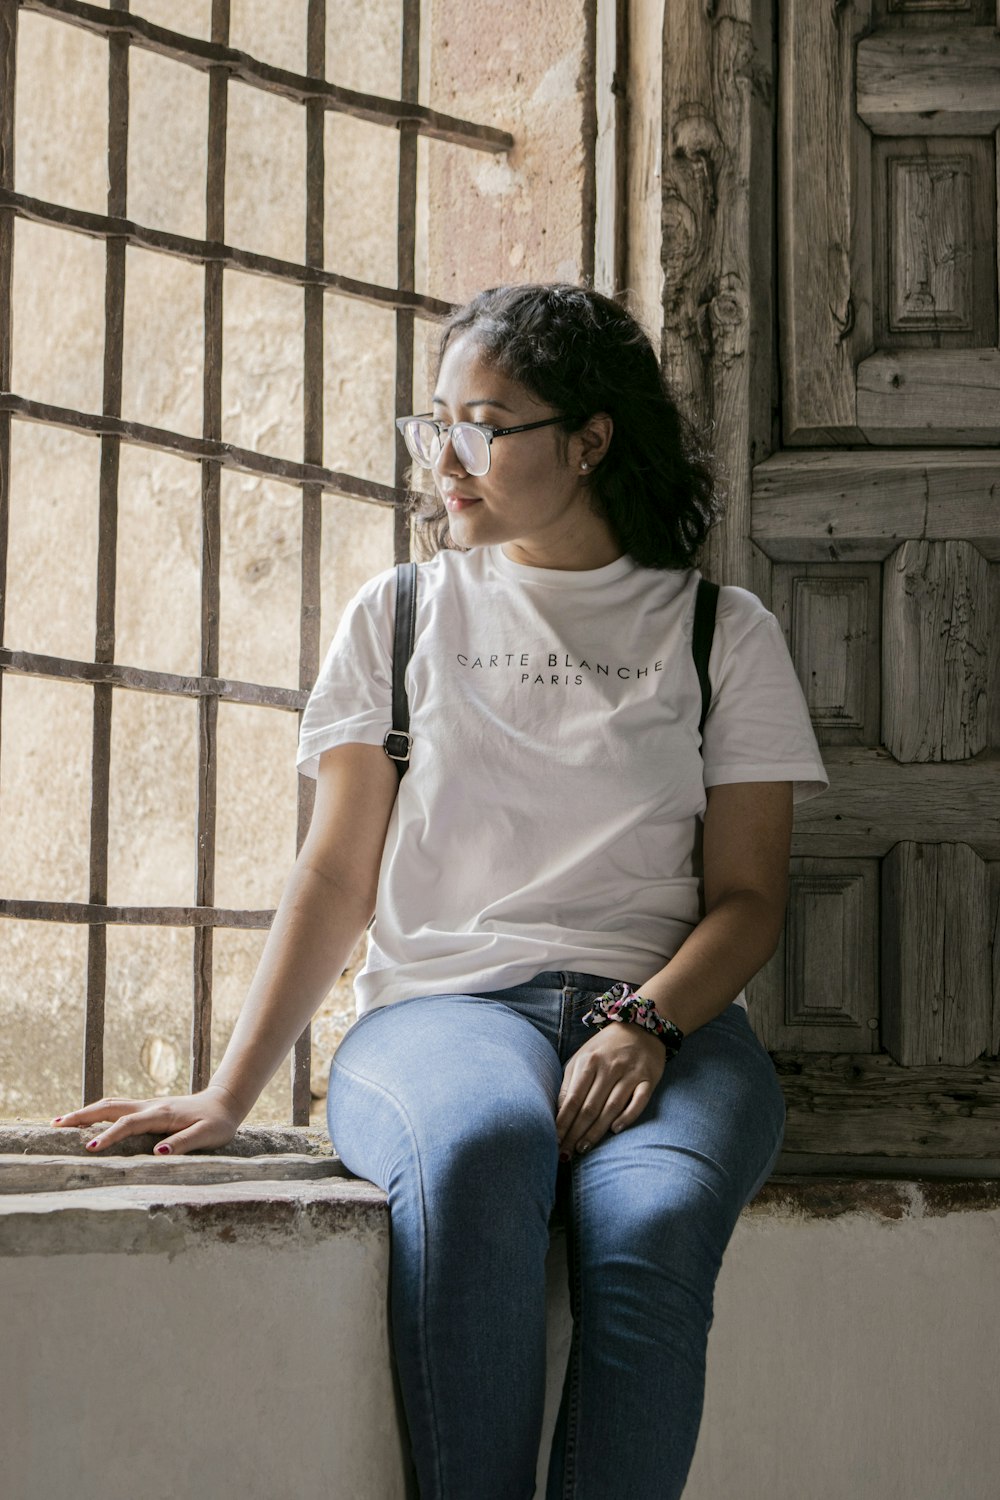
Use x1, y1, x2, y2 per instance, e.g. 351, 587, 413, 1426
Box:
0, 0, 590, 1124
4, 1169, 999, 1500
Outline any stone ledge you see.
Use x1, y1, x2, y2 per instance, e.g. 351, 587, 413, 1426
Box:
5, 1128, 1000, 1237
0, 1121, 334, 1158
3, 1150, 1000, 1265
0, 1151, 351, 1194
9, 1127, 1000, 1183
0, 1174, 389, 1257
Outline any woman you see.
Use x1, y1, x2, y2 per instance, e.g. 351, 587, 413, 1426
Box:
55, 284, 828, 1499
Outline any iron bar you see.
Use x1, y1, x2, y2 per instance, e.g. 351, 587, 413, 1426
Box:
0, 648, 307, 708
188, 0, 230, 1099
1, 898, 274, 927
0, 393, 404, 506
0, 0, 17, 823
290, 0, 328, 1126
83, 0, 129, 1105
0, 187, 454, 317
393, 0, 418, 566
21, 0, 513, 152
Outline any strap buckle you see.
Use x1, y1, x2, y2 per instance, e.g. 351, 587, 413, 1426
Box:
383, 730, 412, 763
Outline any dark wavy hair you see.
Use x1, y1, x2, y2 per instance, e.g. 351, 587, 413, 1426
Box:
405, 282, 723, 569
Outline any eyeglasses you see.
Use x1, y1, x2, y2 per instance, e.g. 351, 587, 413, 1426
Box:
395, 413, 566, 478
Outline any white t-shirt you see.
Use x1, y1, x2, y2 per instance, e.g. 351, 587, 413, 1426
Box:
297, 544, 829, 1015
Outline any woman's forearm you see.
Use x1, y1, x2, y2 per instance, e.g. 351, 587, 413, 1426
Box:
638, 891, 784, 1038
207, 856, 372, 1117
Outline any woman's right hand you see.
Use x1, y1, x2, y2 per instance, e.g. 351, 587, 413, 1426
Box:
50, 1082, 247, 1156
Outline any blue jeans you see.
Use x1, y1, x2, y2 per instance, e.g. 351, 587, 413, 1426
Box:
327, 971, 786, 1500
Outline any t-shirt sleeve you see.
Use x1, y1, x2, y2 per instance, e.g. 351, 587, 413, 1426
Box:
701, 587, 830, 804
295, 570, 395, 781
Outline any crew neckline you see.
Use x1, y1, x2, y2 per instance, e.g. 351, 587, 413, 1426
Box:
487, 544, 637, 589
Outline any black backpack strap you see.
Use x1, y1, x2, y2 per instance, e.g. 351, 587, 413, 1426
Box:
692, 577, 719, 746
382, 561, 418, 780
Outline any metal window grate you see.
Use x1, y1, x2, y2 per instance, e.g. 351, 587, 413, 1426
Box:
0, 0, 512, 1122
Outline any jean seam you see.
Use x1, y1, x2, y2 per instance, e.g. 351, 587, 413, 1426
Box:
555, 991, 565, 1059
559, 987, 601, 1500
561, 1152, 586, 1500
330, 1054, 442, 1498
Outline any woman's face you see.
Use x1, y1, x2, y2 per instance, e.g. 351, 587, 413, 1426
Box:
427, 331, 617, 568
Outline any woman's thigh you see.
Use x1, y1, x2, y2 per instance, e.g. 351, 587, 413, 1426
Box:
569, 999, 787, 1286
327, 991, 565, 1204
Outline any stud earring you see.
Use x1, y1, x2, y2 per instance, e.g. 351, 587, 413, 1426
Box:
580, 461, 590, 471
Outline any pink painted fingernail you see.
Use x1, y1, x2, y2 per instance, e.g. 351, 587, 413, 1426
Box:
155, 1144, 171, 1155
86, 1140, 98, 1150
559, 1151, 571, 1164
52, 1116, 63, 1124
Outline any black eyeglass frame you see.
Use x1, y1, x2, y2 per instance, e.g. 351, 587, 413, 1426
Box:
394, 413, 568, 475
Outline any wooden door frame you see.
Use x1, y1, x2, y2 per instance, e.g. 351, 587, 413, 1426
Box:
622, 0, 1000, 1177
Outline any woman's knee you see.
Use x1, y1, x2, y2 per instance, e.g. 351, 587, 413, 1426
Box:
329, 1030, 561, 1203
433, 1092, 557, 1177
398, 1080, 559, 1231
577, 1147, 744, 1291
381, 1089, 560, 1233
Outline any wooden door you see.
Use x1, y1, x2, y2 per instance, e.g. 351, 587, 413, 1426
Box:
749, 0, 1000, 1168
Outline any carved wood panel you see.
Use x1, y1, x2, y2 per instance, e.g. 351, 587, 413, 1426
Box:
752, 451, 1000, 562
779, 0, 1000, 444
777, 0, 872, 444
749, 858, 880, 1053
872, 136, 998, 349
754, 1, 1000, 1160
882, 841, 993, 1065
881, 540, 990, 761
771, 563, 881, 747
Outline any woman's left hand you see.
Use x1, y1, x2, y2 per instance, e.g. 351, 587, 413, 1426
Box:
556, 1022, 666, 1158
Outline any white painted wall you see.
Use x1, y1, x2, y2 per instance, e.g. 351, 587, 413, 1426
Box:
686, 1201, 1000, 1500
3, 1185, 998, 1500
